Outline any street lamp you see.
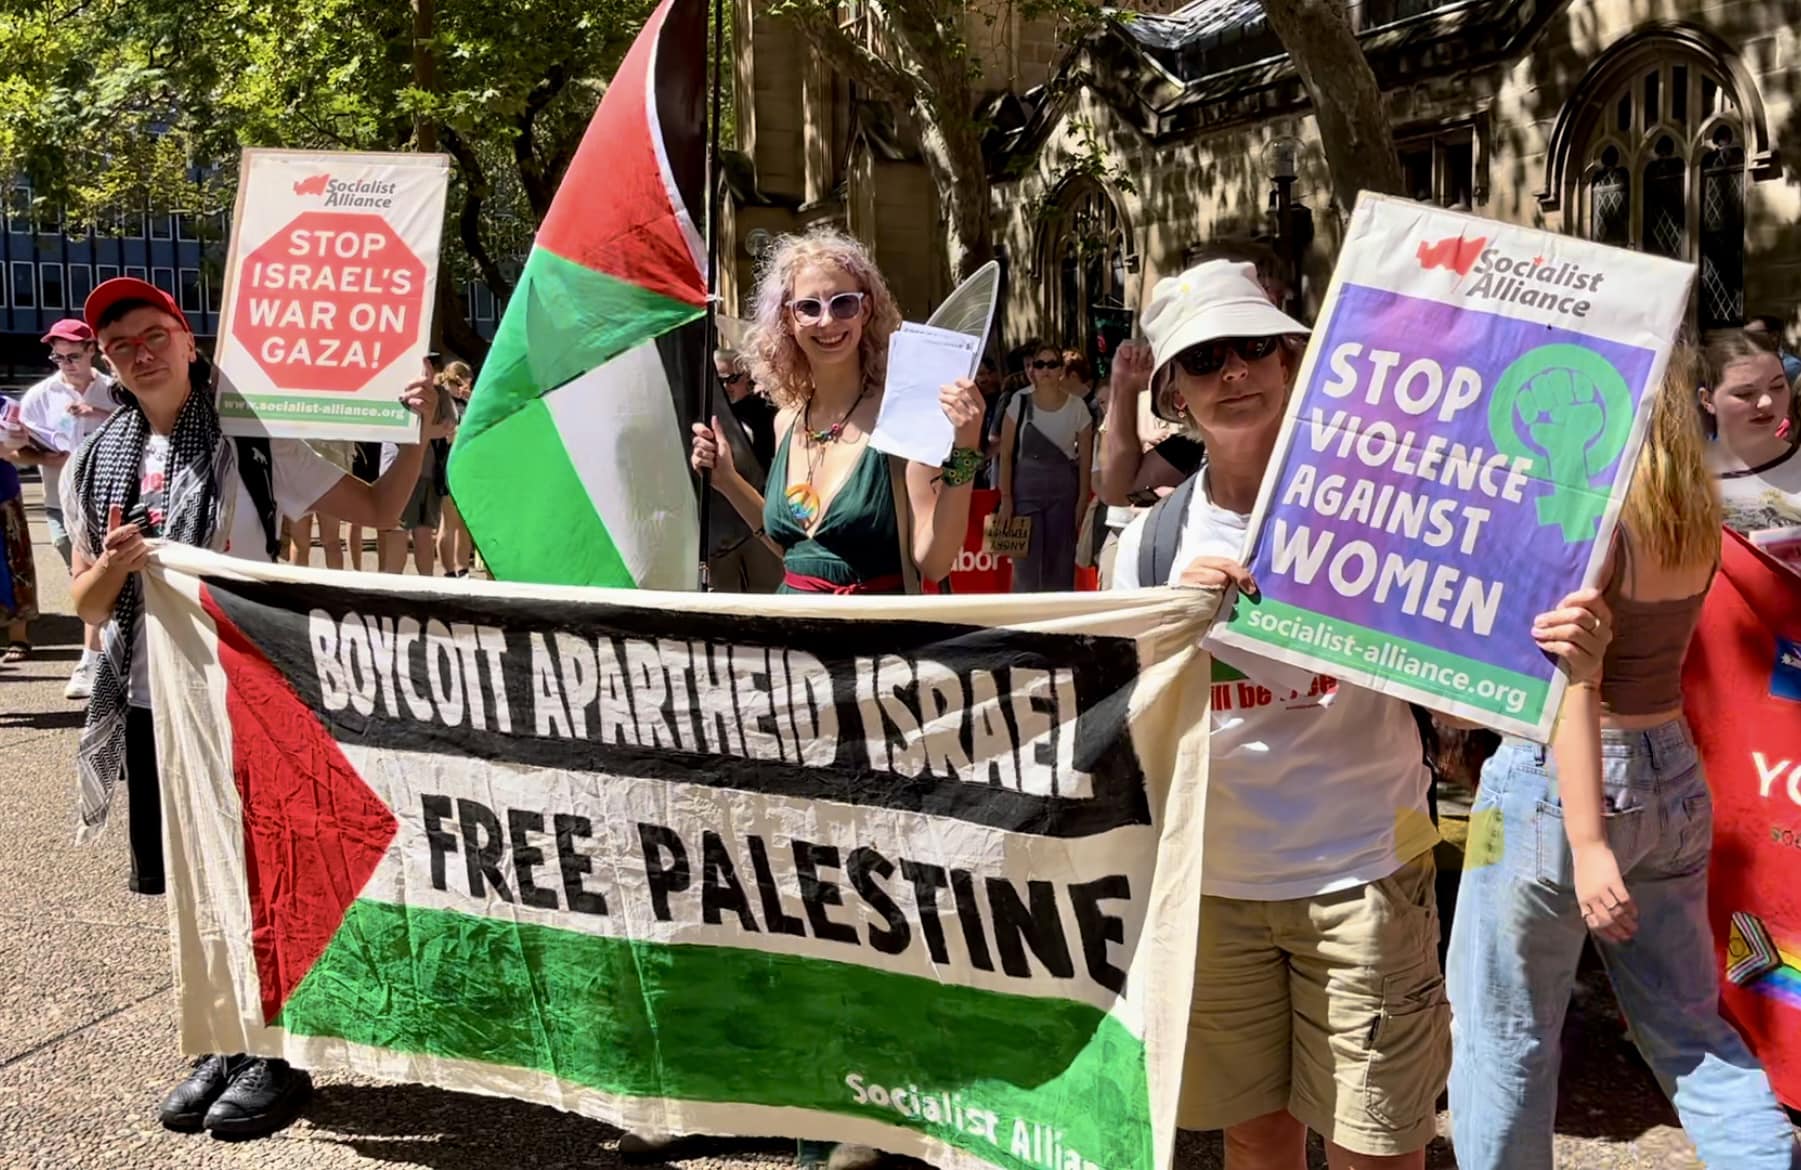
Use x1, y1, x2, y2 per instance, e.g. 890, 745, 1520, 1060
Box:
1261, 135, 1305, 317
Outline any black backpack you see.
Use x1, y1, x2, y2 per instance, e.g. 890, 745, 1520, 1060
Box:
232, 436, 282, 562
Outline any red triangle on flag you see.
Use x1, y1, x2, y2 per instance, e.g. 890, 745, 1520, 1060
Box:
200, 584, 398, 1025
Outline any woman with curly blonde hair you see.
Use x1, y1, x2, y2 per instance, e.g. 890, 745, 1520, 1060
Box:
691, 226, 985, 593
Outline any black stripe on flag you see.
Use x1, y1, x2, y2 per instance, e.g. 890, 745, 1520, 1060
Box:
204, 575, 1154, 839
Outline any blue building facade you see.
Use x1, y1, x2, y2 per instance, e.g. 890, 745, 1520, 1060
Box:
0, 192, 222, 388
1, 188, 503, 391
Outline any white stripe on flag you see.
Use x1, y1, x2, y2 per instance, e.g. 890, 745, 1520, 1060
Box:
542, 341, 698, 591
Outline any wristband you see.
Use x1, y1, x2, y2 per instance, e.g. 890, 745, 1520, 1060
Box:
939, 446, 982, 487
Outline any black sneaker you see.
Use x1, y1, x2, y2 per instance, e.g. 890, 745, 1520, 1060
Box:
203, 1057, 312, 1139
159, 1054, 244, 1132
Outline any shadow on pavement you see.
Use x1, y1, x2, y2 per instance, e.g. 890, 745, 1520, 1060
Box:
0, 707, 86, 731
303, 1081, 791, 1170
28, 613, 82, 649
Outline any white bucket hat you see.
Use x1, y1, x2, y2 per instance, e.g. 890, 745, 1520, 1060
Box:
1142, 260, 1308, 421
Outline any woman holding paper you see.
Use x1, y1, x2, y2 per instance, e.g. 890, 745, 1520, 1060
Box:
1448, 347, 1798, 1170
689, 226, 984, 594
996, 343, 1094, 592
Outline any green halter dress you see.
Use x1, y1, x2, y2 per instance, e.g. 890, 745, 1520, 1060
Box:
763, 424, 905, 594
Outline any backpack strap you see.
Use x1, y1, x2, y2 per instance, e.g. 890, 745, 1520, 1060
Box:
1136, 472, 1200, 586
1012, 391, 1034, 468
886, 453, 922, 596
233, 436, 281, 561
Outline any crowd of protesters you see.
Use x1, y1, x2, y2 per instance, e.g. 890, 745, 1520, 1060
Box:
2, 224, 1799, 1170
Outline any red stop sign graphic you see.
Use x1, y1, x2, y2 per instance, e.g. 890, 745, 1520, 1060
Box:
232, 211, 426, 393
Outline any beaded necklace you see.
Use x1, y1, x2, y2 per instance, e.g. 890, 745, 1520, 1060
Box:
785, 384, 871, 529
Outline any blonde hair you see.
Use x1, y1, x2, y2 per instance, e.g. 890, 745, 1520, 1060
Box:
438, 360, 473, 387
746, 226, 902, 410
1621, 345, 1722, 570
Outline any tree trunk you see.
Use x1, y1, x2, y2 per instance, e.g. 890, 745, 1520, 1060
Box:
1259, 0, 1403, 212
437, 275, 491, 364
915, 112, 995, 283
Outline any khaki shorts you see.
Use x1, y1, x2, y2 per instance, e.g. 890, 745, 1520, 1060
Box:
1179, 853, 1450, 1156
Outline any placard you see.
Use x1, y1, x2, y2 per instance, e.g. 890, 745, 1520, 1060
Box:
1208, 194, 1693, 740
984, 515, 1033, 558
213, 148, 450, 442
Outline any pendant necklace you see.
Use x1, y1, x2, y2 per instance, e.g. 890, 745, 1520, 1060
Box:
786, 384, 870, 529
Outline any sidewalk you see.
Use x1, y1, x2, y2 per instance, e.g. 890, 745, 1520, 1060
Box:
0, 473, 1739, 1169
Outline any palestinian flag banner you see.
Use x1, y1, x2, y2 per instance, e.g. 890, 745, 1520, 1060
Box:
1682, 527, 1801, 1108
448, 0, 707, 590
144, 545, 1215, 1170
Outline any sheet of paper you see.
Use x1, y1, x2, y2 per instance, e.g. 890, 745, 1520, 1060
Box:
870, 323, 983, 466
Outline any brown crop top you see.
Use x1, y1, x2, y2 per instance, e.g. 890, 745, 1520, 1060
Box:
1598, 529, 1716, 716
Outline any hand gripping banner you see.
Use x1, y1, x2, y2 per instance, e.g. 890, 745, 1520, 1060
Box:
143, 545, 1216, 1170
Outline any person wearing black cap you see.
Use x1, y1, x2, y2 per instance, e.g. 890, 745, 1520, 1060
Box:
63, 277, 449, 1140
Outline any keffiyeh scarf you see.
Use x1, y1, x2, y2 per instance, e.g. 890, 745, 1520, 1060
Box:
70, 390, 232, 836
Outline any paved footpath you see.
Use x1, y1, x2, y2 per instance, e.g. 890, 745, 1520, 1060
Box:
0, 473, 1777, 1169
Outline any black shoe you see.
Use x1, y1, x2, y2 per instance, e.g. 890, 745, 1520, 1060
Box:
203, 1058, 311, 1139
159, 1054, 244, 1132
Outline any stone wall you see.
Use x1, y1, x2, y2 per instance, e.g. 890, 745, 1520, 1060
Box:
993, 0, 1801, 346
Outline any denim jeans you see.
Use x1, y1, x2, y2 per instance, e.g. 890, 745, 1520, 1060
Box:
1447, 721, 1798, 1170
43, 505, 73, 570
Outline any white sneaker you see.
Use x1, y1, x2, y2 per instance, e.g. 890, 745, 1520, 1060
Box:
64, 659, 95, 701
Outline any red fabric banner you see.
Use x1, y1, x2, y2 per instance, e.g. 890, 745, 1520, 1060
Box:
1682, 527, 1801, 1108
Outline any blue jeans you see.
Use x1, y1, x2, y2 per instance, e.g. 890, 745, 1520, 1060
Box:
43, 505, 73, 570
1447, 721, 1798, 1170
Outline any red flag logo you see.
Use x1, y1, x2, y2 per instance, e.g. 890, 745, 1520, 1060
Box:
1416, 235, 1487, 276
291, 174, 330, 197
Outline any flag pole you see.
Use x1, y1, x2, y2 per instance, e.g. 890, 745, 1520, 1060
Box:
696, 0, 727, 591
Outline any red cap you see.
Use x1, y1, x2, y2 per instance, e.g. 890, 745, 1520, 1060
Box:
40, 318, 94, 345
83, 277, 188, 334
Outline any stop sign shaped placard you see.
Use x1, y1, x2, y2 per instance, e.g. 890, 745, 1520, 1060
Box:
231, 211, 426, 393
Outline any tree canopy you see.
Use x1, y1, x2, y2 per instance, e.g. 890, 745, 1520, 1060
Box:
0, 0, 661, 357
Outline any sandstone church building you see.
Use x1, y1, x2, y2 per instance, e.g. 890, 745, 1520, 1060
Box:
719, 0, 1796, 355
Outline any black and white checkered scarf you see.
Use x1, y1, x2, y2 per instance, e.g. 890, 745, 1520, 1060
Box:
69, 388, 231, 836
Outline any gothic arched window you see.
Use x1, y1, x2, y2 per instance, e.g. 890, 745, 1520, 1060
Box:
1041, 177, 1129, 352
1565, 46, 1753, 327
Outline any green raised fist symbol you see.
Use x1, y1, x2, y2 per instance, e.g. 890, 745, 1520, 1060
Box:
1488, 344, 1634, 543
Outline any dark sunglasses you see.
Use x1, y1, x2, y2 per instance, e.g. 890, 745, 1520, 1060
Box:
1174, 335, 1282, 377
720, 371, 747, 386
787, 292, 867, 325
1032, 358, 1064, 370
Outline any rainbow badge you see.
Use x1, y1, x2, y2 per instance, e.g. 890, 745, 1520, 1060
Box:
1729, 911, 1783, 986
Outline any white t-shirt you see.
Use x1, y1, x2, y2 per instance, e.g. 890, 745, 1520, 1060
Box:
1712, 442, 1801, 568
1005, 393, 1092, 458
62, 438, 344, 706
1113, 472, 1438, 900
17, 372, 117, 506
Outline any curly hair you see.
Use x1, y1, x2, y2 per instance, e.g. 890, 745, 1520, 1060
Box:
745, 226, 902, 411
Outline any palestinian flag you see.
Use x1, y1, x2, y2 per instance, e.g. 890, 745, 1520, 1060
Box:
449, 0, 707, 589
149, 543, 1211, 1170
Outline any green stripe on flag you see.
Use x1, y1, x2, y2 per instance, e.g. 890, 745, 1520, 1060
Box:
282, 900, 1151, 1170
458, 245, 702, 444
449, 397, 632, 586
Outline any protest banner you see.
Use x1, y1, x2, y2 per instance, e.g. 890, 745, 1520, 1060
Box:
1682, 527, 1801, 1109
144, 544, 1216, 1170
1210, 194, 1693, 739
213, 149, 450, 442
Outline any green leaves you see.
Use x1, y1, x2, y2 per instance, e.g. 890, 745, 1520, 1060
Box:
0, 0, 659, 307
